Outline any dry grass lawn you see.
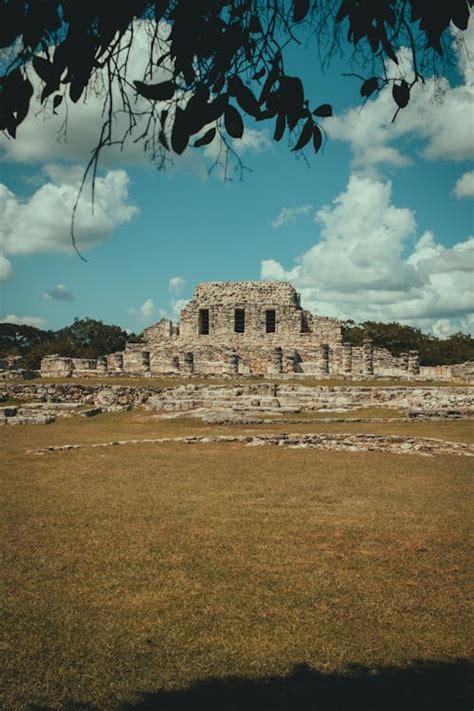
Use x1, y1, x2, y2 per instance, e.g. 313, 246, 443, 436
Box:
1, 412, 472, 710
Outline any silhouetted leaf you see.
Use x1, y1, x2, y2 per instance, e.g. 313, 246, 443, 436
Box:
367, 27, 379, 52
41, 82, 58, 103
224, 105, 244, 138
171, 107, 189, 153
249, 15, 263, 33
312, 124, 322, 153
381, 35, 398, 63
336, 1, 349, 22
313, 103, 332, 117
193, 127, 216, 147
259, 55, 280, 105
32, 56, 56, 84
134, 80, 175, 101
234, 81, 260, 117
392, 80, 410, 108
360, 77, 379, 98
205, 94, 229, 123
280, 76, 305, 130
15, 77, 34, 124
53, 94, 63, 110
154, 0, 169, 21
69, 82, 84, 103
292, 117, 313, 150
452, 0, 470, 30
213, 75, 225, 94
266, 92, 280, 115
273, 112, 285, 141
6, 115, 16, 138
293, 0, 310, 23
184, 88, 213, 135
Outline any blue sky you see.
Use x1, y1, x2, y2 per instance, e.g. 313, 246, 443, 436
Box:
0, 20, 473, 337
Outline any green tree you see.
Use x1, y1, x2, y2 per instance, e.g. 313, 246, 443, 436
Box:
0, 318, 134, 368
0, 322, 55, 358
55, 317, 131, 357
342, 320, 474, 366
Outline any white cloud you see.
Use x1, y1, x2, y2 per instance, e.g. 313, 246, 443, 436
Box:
453, 170, 474, 199
431, 319, 456, 338
460, 313, 474, 334
139, 298, 155, 321
235, 128, 272, 154
261, 173, 474, 334
43, 283, 74, 302
0, 314, 47, 328
326, 26, 474, 167
169, 275, 186, 294
171, 298, 188, 318
158, 297, 189, 321
272, 204, 313, 228
0, 254, 12, 283
0, 165, 138, 260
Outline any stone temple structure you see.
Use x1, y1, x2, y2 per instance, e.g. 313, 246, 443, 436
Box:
41, 281, 422, 378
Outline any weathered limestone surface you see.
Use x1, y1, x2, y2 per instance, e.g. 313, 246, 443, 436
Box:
41, 281, 454, 380
28, 432, 474, 457
0, 369, 38, 381
3, 383, 474, 422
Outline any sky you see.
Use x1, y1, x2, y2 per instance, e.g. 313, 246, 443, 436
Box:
0, 18, 473, 338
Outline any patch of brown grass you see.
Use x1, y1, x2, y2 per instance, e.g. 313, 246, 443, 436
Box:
1, 414, 472, 709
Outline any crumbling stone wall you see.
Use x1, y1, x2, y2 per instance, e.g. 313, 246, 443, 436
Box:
420, 361, 474, 382
3, 382, 474, 415
39, 281, 431, 380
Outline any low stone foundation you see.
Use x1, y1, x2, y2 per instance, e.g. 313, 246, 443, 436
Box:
2, 382, 474, 420
28, 432, 474, 457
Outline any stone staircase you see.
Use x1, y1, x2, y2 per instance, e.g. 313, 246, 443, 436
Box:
145, 383, 474, 420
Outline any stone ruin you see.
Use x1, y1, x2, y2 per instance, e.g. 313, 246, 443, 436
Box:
39, 280, 463, 381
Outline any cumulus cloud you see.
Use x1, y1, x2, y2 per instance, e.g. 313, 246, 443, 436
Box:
0, 254, 12, 283
453, 170, 474, 199
272, 204, 313, 228
0, 165, 138, 261
128, 298, 156, 322
43, 283, 75, 302
0, 314, 47, 328
158, 297, 189, 321
235, 128, 272, 154
169, 275, 186, 295
326, 25, 474, 167
261, 174, 474, 334
171, 298, 188, 318
139, 298, 155, 321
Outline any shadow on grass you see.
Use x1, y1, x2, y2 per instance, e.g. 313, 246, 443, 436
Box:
28, 658, 472, 710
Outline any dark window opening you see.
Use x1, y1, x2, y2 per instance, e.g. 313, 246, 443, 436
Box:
265, 309, 276, 333
301, 313, 310, 333
234, 309, 245, 333
198, 309, 209, 335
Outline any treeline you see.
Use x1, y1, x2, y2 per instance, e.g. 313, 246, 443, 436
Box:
0, 318, 141, 369
342, 321, 474, 367
1, 318, 473, 370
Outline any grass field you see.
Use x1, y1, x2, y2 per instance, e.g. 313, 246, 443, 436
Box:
1, 411, 472, 710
